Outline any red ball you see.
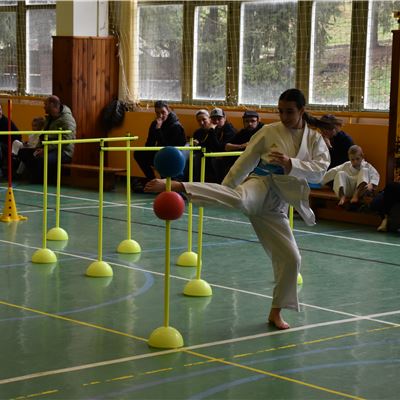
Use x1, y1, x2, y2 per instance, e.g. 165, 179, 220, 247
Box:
153, 191, 185, 220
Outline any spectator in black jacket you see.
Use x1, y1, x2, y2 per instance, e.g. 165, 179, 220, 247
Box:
216, 110, 264, 181
0, 103, 21, 178
133, 101, 186, 181
190, 108, 236, 183
320, 114, 354, 169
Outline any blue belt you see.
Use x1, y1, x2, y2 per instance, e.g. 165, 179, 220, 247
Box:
252, 162, 284, 176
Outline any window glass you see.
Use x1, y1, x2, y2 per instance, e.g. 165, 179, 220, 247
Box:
138, 4, 183, 101
239, 0, 297, 106
193, 5, 227, 101
310, 1, 352, 105
364, 0, 400, 110
0, 12, 16, 90
26, 8, 55, 94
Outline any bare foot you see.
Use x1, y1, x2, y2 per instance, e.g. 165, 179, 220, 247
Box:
377, 217, 388, 232
268, 308, 290, 330
144, 178, 166, 193
350, 195, 359, 204
338, 196, 347, 206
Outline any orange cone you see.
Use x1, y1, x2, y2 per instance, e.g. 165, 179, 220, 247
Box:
0, 187, 27, 222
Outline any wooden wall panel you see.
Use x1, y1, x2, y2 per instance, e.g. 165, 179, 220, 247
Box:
52, 36, 119, 165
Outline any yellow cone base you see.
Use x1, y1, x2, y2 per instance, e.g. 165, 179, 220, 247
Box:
117, 239, 141, 254
176, 251, 198, 267
47, 227, 69, 241
86, 261, 113, 277
47, 240, 68, 252
31, 248, 57, 264
148, 326, 184, 349
183, 279, 212, 297
297, 273, 303, 285
0, 187, 27, 222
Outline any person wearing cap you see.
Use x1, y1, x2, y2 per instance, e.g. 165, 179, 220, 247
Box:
191, 107, 236, 183
133, 100, 186, 185
320, 114, 354, 169
210, 107, 237, 150
187, 109, 216, 182
215, 110, 264, 182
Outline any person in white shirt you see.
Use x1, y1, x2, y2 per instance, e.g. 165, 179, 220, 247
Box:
145, 88, 331, 330
322, 145, 379, 206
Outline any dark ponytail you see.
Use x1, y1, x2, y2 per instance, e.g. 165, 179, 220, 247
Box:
279, 88, 336, 130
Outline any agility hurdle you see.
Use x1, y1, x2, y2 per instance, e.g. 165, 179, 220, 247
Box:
92, 145, 200, 278
32, 135, 138, 265
176, 138, 198, 267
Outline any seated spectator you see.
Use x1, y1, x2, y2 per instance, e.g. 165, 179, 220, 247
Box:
370, 178, 400, 232
133, 100, 186, 185
320, 114, 354, 169
210, 107, 237, 145
18, 95, 76, 183
0, 103, 22, 178
322, 145, 379, 206
186, 109, 215, 182
216, 110, 264, 181
15, 116, 45, 176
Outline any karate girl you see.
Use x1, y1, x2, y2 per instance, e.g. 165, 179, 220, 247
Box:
145, 88, 331, 329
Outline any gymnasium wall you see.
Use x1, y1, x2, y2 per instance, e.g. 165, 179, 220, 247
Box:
109, 109, 389, 188
1, 99, 389, 188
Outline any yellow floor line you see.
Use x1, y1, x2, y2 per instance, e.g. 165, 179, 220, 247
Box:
0, 300, 147, 342
184, 349, 365, 400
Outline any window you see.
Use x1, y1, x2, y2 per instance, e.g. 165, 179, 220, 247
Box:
239, 0, 297, 106
309, 0, 352, 105
122, 1, 398, 111
0, 0, 55, 95
137, 4, 183, 101
27, 8, 56, 94
193, 5, 227, 101
364, 0, 400, 110
0, 10, 16, 90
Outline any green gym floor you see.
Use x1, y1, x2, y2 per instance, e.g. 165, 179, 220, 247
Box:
0, 181, 399, 400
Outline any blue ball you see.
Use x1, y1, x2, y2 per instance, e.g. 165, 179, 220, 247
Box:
154, 146, 185, 177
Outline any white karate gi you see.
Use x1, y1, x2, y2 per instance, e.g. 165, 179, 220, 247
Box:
182, 122, 330, 312
322, 160, 380, 198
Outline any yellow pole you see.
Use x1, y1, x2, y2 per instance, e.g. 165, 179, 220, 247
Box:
164, 177, 172, 327
85, 140, 113, 276
42, 135, 49, 249
98, 141, 105, 262
126, 137, 132, 241
289, 205, 294, 230
187, 138, 194, 252
55, 132, 62, 229
195, 152, 206, 280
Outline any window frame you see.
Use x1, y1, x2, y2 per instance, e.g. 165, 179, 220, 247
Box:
0, 0, 55, 95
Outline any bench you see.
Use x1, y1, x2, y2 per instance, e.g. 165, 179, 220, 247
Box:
309, 186, 381, 226
61, 163, 126, 191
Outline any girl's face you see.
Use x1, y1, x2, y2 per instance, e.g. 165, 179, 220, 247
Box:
278, 100, 304, 129
196, 114, 211, 129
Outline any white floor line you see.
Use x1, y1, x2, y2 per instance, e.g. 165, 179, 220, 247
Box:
7, 186, 147, 206
8, 185, 400, 248
0, 238, 398, 328
20, 204, 128, 214
1, 309, 399, 386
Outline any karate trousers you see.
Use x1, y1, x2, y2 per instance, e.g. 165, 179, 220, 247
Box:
183, 175, 301, 311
